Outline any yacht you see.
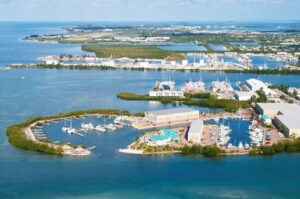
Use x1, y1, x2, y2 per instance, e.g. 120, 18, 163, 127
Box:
81, 123, 94, 131
95, 125, 106, 132
181, 78, 205, 93
238, 142, 244, 149
106, 123, 117, 131
62, 119, 76, 134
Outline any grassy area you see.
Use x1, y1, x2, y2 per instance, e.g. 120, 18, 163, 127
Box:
249, 140, 300, 155
82, 45, 184, 60
183, 97, 251, 112
180, 144, 225, 157
117, 92, 251, 112
117, 92, 190, 104
6, 109, 140, 155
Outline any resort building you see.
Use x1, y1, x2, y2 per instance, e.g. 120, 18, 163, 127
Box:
234, 91, 257, 101
145, 108, 200, 124
187, 119, 204, 144
256, 103, 300, 137
246, 79, 277, 96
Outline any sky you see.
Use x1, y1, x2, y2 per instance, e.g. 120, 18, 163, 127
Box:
0, 0, 299, 22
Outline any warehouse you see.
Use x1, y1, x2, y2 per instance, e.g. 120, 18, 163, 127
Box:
187, 119, 204, 144
145, 108, 200, 124
234, 91, 257, 101
256, 103, 300, 137
246, 79, 277, 96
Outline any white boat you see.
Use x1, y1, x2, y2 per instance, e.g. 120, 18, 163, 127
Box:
238, 142, 244, 149
62, 127, 76, 134
106, 124, 117, 131
217, 124, 231, 146
62, 120, 76, 134
81, 123, 94, 131
227, 143, 234, 148
95, 125, 106, 132
181, 78, 205, 93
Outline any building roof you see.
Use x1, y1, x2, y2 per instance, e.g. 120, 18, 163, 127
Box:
188, 119, 204, 135
146, 107, 198, 116
257, 103, 300, 130
235, 91, 257, 97
257, 103, 300, 114
276, 115, 300, 130
246, 79, 276, 95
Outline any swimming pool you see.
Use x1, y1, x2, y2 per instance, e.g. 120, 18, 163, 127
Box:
149, 129, 180, 142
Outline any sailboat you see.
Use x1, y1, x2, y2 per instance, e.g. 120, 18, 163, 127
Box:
62, 119, 76, 134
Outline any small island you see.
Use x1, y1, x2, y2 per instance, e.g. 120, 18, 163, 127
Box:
6, 109, 141, 156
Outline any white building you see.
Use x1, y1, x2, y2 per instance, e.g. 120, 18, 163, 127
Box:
187, 119, 204, 144
145, 108, 200, 124
139, 61, 150, 68
181, 60, 189, 66
246, 79, 277, 96
234, 91, 258, 101
101, 60, 116, 67
149, 90, 184, 98
256, 103, 300, 137
45, 60, 59, 65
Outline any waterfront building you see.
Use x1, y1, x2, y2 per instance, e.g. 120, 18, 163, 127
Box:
246, 79, 277, 96
187, 119, 203, 144
145, 108, 200, 124
139, 61, 150, 68
101, 60, 116, 67
256, 103, 300, 137
234, 91, 257, 101
181, 60, 188, 66
149, 90, 184, 98
46, 60, 59, 65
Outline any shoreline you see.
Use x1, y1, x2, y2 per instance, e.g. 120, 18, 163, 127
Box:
6, 109, 138, 156
5, 63, 300, 75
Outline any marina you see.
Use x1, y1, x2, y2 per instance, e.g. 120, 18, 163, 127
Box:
1, 21, 300, 199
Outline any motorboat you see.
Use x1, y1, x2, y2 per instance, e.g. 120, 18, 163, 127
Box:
62, 127, 76, 134
95, 125, 106, 132
238, 142, 244, 149
106, 123, 117, 131
81, 123, 94, 131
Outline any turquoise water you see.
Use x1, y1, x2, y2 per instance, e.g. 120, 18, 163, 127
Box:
149, 129, 180, 142
1, 22, 300, 198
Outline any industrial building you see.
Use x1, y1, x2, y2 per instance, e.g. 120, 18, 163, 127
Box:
145, 108, 200, 124
234, 91, 257, 101
256, 103, 300, 137
246, 79, 277, 96
187, 119, 204, 144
